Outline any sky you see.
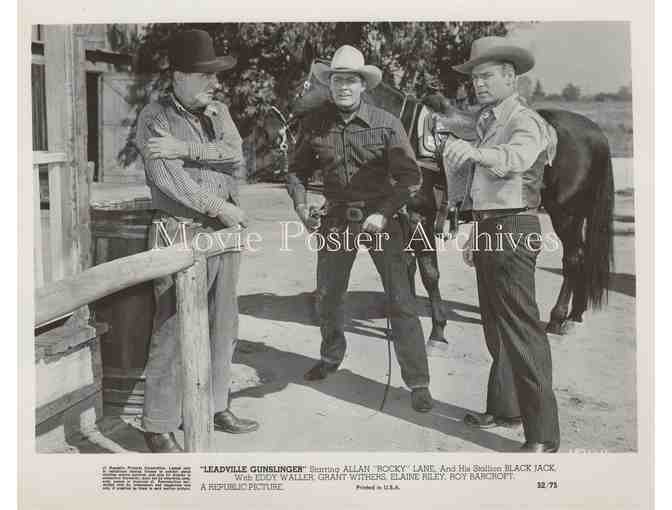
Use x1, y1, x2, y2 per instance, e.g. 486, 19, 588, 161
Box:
507, 21, 631, 95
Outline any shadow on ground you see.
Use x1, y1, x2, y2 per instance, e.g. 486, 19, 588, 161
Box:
538, 269, 636, 298
239, 291, 481, 340
230, 339, 521, 452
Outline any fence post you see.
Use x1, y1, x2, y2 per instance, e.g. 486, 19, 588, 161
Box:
175, 255, 214, 452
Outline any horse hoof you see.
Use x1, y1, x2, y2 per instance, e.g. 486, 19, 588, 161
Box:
426, 338, 451, 358
546, 319, 580, 335
428, 327, 446, 344
545, 320, 566, 335
561, 320, 582, 334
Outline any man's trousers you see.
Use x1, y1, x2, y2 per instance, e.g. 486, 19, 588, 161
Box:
316, 216, 430, 389
142, 216, 241, 433
472, 214, 560, 444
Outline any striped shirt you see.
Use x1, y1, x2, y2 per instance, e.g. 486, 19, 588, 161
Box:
287, 100, 421, 218
135, 93, 243, 221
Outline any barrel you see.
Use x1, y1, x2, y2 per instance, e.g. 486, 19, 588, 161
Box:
90, 203, 155, 416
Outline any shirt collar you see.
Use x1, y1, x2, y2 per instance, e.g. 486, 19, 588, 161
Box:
170, 92, 218, 118
480, 92, 519, 122
330, 100, 372, 127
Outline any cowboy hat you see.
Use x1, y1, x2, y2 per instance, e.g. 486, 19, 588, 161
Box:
314, 45, 382, 89
453, 36, 535, 75
169, 30, 237, 73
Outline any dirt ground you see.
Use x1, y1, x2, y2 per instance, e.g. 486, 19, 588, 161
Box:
79, 178, 636, 454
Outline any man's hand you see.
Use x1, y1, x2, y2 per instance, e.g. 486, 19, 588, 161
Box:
461, 225, 475, 267
296, 204, 321, 232
362, 213, 387, 234
215, 202, 247, 228
147, 127, 189, 160
443, 139, 480, 169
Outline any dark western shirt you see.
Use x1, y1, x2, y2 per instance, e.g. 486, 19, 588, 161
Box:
135, 93, 243, 222
286, 100, 421, 218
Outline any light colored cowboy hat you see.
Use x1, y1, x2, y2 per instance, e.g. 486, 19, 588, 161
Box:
314, 45, 382, 89
453, 36, 535, 75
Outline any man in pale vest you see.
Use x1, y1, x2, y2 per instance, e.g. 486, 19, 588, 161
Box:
444, 36, 560, 452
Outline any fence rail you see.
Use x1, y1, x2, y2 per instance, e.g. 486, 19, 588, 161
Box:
34, 225, 244, 452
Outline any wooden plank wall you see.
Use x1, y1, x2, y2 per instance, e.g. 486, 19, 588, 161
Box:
43, 25, 91, 279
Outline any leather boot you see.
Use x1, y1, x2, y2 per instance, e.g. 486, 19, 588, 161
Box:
411, 387, 434, 412
214, 409, 260, 434
303, 361, 339, 381
143, 431, 184, 453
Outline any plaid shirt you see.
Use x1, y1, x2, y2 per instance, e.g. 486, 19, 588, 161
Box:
286, 101, 421, 218
135, 93, 243, 221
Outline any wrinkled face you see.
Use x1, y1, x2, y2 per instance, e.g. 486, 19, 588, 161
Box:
329, 72, 366, 111
173, 71, 220, 108
470, 61, 516, 105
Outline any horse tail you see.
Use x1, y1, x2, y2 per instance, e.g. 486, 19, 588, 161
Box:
583, 143, 615, 309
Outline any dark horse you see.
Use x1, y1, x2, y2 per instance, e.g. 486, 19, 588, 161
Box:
261, 60, 614, 336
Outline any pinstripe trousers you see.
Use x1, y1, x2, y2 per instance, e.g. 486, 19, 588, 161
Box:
473, 214, 560, 444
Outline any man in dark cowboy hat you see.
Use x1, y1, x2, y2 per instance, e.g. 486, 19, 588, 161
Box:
286, 45, 433, 413
135, 29, 259, 453
444, 36, 560, 452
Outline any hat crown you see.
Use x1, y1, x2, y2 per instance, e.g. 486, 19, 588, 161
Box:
169, 30, 217, 71
469, 36, 512, 61
330, 45, 366, 70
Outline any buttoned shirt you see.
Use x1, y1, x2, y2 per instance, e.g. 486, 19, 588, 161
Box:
465, 93, 555, 211
135, 93, 243, 221
286, 101, 421, 218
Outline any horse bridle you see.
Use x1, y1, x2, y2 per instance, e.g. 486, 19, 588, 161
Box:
268, 105, 295, 153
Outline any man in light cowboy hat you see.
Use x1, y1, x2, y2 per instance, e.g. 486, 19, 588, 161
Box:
443, 36, 560, 452
135, 29, 259, 453
286, 45, 433, 413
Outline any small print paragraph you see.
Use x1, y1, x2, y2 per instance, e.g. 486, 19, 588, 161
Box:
101, 465, 191, 491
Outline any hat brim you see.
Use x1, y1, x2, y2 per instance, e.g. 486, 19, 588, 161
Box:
453, 46, 534, 75
314, 62, 382, 89
177, 56, 237, 73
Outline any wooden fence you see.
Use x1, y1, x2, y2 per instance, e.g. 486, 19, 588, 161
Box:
35, 225, 244, 452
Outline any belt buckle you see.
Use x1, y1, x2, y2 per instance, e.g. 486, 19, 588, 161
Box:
345, 207, 364, 222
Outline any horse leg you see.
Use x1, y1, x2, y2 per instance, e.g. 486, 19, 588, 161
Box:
545, 214, 583, 335
417, 249, 448, 343
568, 243, 588, 324
548, 216, 587, 335
415, 218, 448, 343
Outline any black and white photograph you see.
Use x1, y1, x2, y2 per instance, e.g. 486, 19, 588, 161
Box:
19, 6, 654, 509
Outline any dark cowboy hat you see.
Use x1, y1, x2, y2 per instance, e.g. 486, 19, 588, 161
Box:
168, 30, 236, 73
453, 36, 535, 75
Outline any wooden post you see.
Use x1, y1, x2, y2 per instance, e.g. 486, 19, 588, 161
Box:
175, 255, 214, 452
43, 26, 91, 278
33, 165, 44, 288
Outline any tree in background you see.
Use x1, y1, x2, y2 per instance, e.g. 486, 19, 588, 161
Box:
616, 85, 632, 101
517, 75, 534, 104
561, 82, 582, 102
532, 79, 546, 102
126, 22, 507, 137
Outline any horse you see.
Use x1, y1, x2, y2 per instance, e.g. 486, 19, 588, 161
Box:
430, 101, 614, 334
261, 59, 614, 336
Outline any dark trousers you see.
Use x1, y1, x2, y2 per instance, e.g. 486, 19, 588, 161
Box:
142, 216, 241, 433
316, 216, 430, 389
473, 214, 560, 443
